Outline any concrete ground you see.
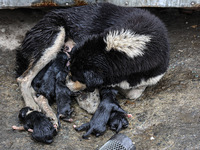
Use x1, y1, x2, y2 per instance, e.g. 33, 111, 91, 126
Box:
0, 7, 199, 150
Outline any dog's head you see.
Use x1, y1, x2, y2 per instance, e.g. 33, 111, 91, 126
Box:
69, 69, 104, 92
68, 36, 107, 92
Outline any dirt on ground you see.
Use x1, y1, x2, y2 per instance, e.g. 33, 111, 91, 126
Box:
0, 7, 199, 150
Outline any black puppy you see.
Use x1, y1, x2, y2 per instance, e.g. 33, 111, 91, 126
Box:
108, 111, 129, 133
12, 107, 57, 144
32, 52, 69, 104
75, 87, 127, 138
32, 51, 74, 122
55, 70, 74, 122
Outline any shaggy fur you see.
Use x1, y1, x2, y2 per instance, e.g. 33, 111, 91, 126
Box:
16, 3, 169, 139
18, 107, 57, 144
69, 6, 169, 93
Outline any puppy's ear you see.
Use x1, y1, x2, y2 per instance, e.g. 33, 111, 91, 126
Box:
83, 71, 103, 92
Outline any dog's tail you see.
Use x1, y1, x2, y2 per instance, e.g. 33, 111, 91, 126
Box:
16, 9, 68, 77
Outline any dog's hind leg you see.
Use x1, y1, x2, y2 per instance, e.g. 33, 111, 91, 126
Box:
17, 27, 65, 118
33, 95, 58, 128
124, 86, 147, 100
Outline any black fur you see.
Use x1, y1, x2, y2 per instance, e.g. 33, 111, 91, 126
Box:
32, 52, 69, 104
16, 3, 169, 139
16, 3, 115, 77
32, 51, 74, 120
19, 107, 57, 144
70, 6, 169, 90
108, 111, 129, 133
75, 87, 127, 138
55, 71, 74, 121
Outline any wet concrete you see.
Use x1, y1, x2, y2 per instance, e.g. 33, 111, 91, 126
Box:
0, 8, 200, 150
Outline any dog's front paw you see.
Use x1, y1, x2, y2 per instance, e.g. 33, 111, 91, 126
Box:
108, 111, 129, 133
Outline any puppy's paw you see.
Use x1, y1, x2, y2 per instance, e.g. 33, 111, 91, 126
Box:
58, 107, 74, 122
108, 111, 129, 133
75, 122, 106, 139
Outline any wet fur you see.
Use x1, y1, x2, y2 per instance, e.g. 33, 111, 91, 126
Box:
75, 87, 127, 138
32, 52, 74, 120
16, 3, 169, 139
32, 52, 69, 104
69, 5, 169, 92
55, 70, 74, 121
19, 107, 57, 144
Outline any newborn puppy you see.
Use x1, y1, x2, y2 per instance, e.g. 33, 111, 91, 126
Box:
13, 107, 57, 144
75, 87, 127, 139
32, 52, 69, 104
55, 70, 74, 122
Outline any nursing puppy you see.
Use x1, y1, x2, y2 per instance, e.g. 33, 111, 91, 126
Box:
55, 70, 74, 122
16, 3, 169, 138
32, 51, 74, 122
32, 52, 69, 104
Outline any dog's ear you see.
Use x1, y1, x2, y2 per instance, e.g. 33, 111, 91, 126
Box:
83, 70, 103, 92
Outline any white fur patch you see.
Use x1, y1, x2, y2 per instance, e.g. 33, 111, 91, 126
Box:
112, 73, 165, 90
104, 29, 151, 58
26, 110, 34, 116
139, 74, 165, 86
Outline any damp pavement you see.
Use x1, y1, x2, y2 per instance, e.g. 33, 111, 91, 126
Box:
0, 7, 199, 150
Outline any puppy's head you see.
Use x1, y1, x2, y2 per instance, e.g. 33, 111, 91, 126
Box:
18, 107, 33, 122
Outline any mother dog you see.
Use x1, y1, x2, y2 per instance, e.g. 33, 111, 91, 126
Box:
16, 3, 169, 138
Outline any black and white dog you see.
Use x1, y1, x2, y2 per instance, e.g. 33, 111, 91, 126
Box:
16, 3, 169, 139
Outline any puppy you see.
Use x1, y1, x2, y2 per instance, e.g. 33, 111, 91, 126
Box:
32, 52, 69, 104
75, 87, 128, 138
108, 111, 129, 133
12, 107, 57, 144
55, 70, 74, 122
